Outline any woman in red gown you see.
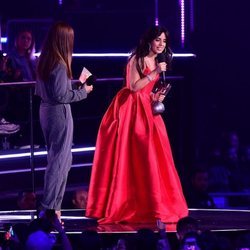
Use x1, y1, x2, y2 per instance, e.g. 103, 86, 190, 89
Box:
86, 26, 188, 224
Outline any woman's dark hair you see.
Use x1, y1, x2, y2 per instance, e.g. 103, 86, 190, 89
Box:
129, 26, 170, 78
181, 231, 204, 249
176, 216, 199, 239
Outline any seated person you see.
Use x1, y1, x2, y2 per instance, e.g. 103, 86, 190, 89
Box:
71, 187, 88, 209
184, 167, 216, 209
17, 190, 37, 210
0, 50, 20, 135
7, 28, 37, 82
176, 216, 200, 241
6, 28, 39, 147
180, 232, 203, 250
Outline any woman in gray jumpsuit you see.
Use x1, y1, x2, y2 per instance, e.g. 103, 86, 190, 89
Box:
35, 22, 93, 218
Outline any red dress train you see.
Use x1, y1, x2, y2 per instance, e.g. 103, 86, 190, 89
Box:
86, 66, 188, 224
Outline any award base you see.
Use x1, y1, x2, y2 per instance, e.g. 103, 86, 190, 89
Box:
151, 101, 165, 115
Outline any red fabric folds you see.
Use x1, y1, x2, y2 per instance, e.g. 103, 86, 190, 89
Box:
86, 67, 188, 224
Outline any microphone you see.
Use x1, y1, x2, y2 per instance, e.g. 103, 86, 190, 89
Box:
156, 53, 167, 82
152, 53, 167, 93
151, 50, 173, 115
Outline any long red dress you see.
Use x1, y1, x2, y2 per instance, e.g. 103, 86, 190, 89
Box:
86, 64, 188, 224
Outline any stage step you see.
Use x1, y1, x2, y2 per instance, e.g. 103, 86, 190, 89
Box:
0, 147, 94, 210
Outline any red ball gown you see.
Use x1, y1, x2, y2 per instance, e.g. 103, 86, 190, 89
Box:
86, 65, 188, 224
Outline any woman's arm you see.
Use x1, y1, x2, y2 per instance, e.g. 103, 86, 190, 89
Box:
129, 56, 158, 92
129, 56, 165, 92
50, 64, 89, 104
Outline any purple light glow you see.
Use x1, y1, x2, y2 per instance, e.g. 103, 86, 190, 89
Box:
34, 52, 195, 58
155, 19, 159, 26
179, 0, 185, 48
155, 0, 159, 26
190, 0, 194, 32
0, 146, 95, 160
0, 37, 7, 43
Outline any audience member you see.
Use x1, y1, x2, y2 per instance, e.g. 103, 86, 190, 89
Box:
184, 167, 216, 209
0, 50, 20, 136
176, 216, 200, 241
7, 28, 37, 82
6, 28, 38, 147
0, 223, 29, 250
207, 130, 250, 208
225, 148, 244, 192
180, 232, 203, 250
210, 131, 244, 192
17, 190, 37, 210
27, 211, 72, 250
71, 187, 88, 209
25, 230, 55, 250
220, 131, 240, 152
207, 162, 230, 192
220, 132, 242, 191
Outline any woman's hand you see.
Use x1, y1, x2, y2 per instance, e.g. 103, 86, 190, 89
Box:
155, 62, 167, 74
158, 93, 166, 102
156, 219, 166, 230
151, 90, 166, 102
84, 84, 93, 94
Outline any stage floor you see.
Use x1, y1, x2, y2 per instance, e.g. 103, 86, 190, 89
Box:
0, 208, 250, 234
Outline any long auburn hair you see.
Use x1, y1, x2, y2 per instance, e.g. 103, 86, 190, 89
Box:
129, 26, 170, 79
37, 21, 74, 82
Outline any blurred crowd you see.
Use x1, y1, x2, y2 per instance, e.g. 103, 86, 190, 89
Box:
0, 183, 248, 249
184, 130, 250, 209
0, 27, 39, 148
1, 214, 250, 250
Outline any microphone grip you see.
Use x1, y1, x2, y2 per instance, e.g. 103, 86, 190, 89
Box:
162, 71, 166, 82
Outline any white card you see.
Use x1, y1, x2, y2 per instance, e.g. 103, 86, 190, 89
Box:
79, 67, 92, 83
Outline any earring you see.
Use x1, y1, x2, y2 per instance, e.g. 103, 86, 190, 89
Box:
148, 43, 151, 52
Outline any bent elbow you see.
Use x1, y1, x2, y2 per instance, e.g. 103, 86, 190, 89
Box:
130, 83, 138, 92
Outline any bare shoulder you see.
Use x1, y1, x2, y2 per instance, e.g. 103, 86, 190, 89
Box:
128, 55, 145, 71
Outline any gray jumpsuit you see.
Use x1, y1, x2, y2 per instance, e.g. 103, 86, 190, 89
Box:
35, 63, 87, 210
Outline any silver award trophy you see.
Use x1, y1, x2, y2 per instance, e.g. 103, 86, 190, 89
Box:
151, 82, 172, 115
151, 50, 173, 115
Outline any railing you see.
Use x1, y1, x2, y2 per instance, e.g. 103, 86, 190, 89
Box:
209, 192, 250, 209
0, 75, 184, 191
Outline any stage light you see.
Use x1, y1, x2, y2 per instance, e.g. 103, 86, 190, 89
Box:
0, 147, 96, 160
0, 37, 7, 43
33, 52, 196, 58
174, 53, 196, 57
154, 0, 159, 26
179, 0, 185, 48
190, 0, 194, 32
0, 163, 92, 175
69, 53, 131, 57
